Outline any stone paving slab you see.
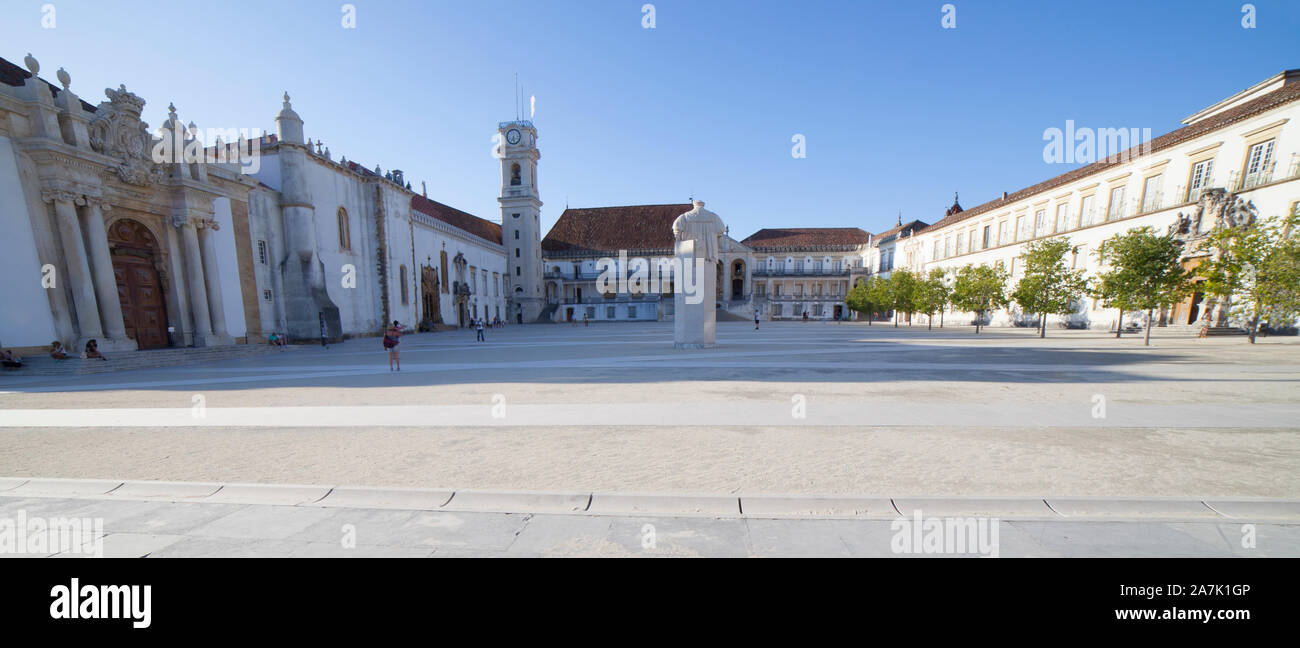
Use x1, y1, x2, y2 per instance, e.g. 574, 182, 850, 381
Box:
187, 505, 343, 540
1, 495, 1297, 557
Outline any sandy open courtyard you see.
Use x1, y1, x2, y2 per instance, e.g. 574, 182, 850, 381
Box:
1, 321, 1297, 498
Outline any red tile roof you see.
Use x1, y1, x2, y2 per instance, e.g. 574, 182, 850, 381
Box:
923, 72, 1300, 233
741, 227, 871, 250
411, 194, 503, 245
542, 203, 692, 255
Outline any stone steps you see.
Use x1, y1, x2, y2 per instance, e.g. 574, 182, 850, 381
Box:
1, 344, 302, 377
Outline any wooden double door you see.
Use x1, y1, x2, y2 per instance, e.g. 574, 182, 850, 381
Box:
109, 219, 170, 349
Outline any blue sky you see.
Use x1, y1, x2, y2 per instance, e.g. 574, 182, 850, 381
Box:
4, 0, 1298, 239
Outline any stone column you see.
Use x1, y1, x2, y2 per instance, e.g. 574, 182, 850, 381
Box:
49, 192, 104, 343
180, 219, 214, 345
197, 220, 230, 340
83, 201, 134, 349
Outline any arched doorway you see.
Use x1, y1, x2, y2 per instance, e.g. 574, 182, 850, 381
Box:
108, 218, 169, 349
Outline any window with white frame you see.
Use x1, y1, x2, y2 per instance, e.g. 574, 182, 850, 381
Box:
1055, 203, 1070, 233
1079, 194, 1095, 227
1141, 175, 1163, 213
997, 221, 1007, 245
1107, 186, 1126, 220
1034, 209, 1047, 237
955, 233, 964, 256
1243, 139, 1275, 188
1188, 159, 1213, 202
1015, 215, 1027, 241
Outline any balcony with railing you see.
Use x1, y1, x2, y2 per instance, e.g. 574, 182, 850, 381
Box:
752, 266, 852, 277
551, 293, 664, 306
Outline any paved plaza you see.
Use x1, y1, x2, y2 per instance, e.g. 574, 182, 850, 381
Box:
2, 487, 1297, 558
1, 321, 1298, 500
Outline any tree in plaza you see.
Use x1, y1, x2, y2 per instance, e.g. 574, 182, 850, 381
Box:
1092, 226, 1194, 346
845, 278, 882, 324
887, 269, 920, 327
950, 264, 1010, 334
865, 275, 893, 325
913, 268, 953, 330
1011, 237, 1088, 338
1195, 211, 1300, 344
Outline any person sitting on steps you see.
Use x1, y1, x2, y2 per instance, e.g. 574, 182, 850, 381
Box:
49, 341, 69, 360
82, 339, 107, 361
0, 347, 22, 369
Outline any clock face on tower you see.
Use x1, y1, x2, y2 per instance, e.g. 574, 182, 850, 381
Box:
506, 129, 522, 145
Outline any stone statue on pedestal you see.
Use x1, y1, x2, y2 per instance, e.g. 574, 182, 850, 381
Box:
672, 200, 725, 349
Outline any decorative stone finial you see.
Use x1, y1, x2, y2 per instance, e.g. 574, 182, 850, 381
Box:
168, 102, 178, 120
23, 53, 38, 76
283, 92, 291, 107
56, 67, 70, 90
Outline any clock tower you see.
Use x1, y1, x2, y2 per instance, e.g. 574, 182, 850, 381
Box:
498, 120, 544, 323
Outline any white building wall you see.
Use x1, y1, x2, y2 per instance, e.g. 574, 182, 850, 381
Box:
210, 197, 247, 339
0, 135, 57, 347
910, 96, 1300, 329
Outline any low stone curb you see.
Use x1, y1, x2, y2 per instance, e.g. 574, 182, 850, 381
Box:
444, 489, 590, 513
2, 478, 1299, 522
316, 487, 454, 511
740, 496, 898, 519
589, 493, 740, 516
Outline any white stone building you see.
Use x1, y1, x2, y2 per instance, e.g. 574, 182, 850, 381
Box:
0, 52, 511, 355
900, 69, 1300, 330
537, 202, 872, 323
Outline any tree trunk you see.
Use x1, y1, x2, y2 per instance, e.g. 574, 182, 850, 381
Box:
1249, 316, 1259, 344
1115, 309, 1123, 338
940, 310, 944, 328
928, 313, 933, 330
1144, 308, 1152, 346
1039, 312, 1046, 338
975, 310, 982, 334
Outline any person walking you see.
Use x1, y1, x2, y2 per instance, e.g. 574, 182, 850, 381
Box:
754, 309, 760, 330
383, 320, 402, 371
475, 317, 485, 342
